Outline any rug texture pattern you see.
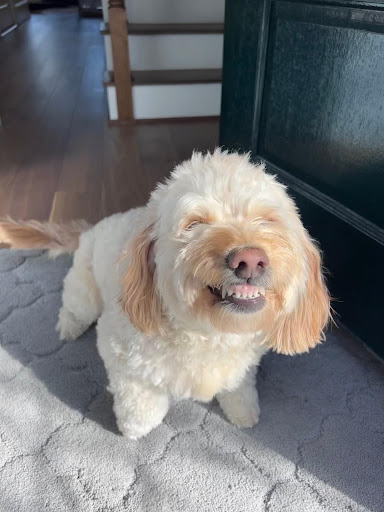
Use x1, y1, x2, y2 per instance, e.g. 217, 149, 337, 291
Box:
0, 250, 383, 512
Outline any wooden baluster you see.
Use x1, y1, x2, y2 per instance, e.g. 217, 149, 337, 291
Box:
108, 0, 134, 122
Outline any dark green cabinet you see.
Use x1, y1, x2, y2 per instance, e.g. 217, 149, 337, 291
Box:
220, 0, 384, 357
0, 0, 15, 35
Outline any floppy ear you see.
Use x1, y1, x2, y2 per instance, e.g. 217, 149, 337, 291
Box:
268, 232, 330, 355
120, 226, 164, 336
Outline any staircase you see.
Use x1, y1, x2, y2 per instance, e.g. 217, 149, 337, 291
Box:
100, 0, 225, 122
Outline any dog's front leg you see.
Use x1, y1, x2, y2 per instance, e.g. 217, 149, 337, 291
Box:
111, 379, 169, 440
217, 367, 260, 429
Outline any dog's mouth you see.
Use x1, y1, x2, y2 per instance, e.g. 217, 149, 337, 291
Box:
208, 284, 266, 313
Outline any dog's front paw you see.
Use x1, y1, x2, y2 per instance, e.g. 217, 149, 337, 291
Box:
218, 390, 260, 429
224, 401, 260, 429
117, 419, 155, 440
56, 307, 84, 341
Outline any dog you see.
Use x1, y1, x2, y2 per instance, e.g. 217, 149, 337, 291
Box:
0, 150, 330, 439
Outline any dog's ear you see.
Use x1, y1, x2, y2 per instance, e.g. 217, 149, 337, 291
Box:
268, 232, 330, 355
120, 226, 164, 336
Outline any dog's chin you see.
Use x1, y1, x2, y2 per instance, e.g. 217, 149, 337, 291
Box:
207, 284, 267, 314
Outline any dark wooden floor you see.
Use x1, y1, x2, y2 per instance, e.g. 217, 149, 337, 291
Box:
0, 9, 219, 223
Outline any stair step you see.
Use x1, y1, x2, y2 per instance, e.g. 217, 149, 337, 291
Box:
131, 69, 222, 86
128, 23, 223, 35
103, 75, 221, 120
129, 32, 223, 72
103, 69, 222, 120
103, 69, 222, 87
133, 83, 221, 119
100, 22, 223, 36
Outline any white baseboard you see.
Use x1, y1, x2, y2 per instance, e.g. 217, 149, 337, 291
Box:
103, 35, 113, 72
106, 86, 118, 121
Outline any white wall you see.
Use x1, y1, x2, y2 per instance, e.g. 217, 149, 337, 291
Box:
125, 0, 225, 23
133, 83, 221, 119
129, 34, 223, 71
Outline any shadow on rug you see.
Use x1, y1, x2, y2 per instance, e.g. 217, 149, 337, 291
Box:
0, 250, 383, 512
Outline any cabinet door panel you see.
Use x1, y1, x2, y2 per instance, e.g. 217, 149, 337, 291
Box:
220, 0, 384, 357
0, 2, 14, 34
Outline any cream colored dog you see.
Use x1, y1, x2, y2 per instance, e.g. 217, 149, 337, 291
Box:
0, 150, 330, 439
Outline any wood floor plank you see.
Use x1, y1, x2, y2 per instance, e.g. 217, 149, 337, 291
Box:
57, 43, 106, 193
5, 16, 100, 220
0, 9, 219, 223
168, 121, 219, 162
136, 123, 179, 190
102, 124, 147, 215
49, 187, 103, 224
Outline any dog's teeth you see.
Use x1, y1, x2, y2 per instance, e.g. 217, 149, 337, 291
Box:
221, 287, 226, 299
259, 287, 265, 296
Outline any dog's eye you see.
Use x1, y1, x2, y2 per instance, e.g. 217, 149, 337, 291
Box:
186, 221, 200, 230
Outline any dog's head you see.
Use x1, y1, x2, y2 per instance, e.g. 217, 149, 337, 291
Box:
121, 150, 330, 355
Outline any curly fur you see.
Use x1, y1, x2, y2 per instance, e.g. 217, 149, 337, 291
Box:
1, 150, 330, 439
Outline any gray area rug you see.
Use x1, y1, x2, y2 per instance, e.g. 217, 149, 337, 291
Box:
0, 249, 383, 512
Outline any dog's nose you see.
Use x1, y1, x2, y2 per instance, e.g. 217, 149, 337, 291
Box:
228, 248, 269, 280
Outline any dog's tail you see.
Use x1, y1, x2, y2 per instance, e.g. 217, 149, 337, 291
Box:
0, 218, 91, 257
